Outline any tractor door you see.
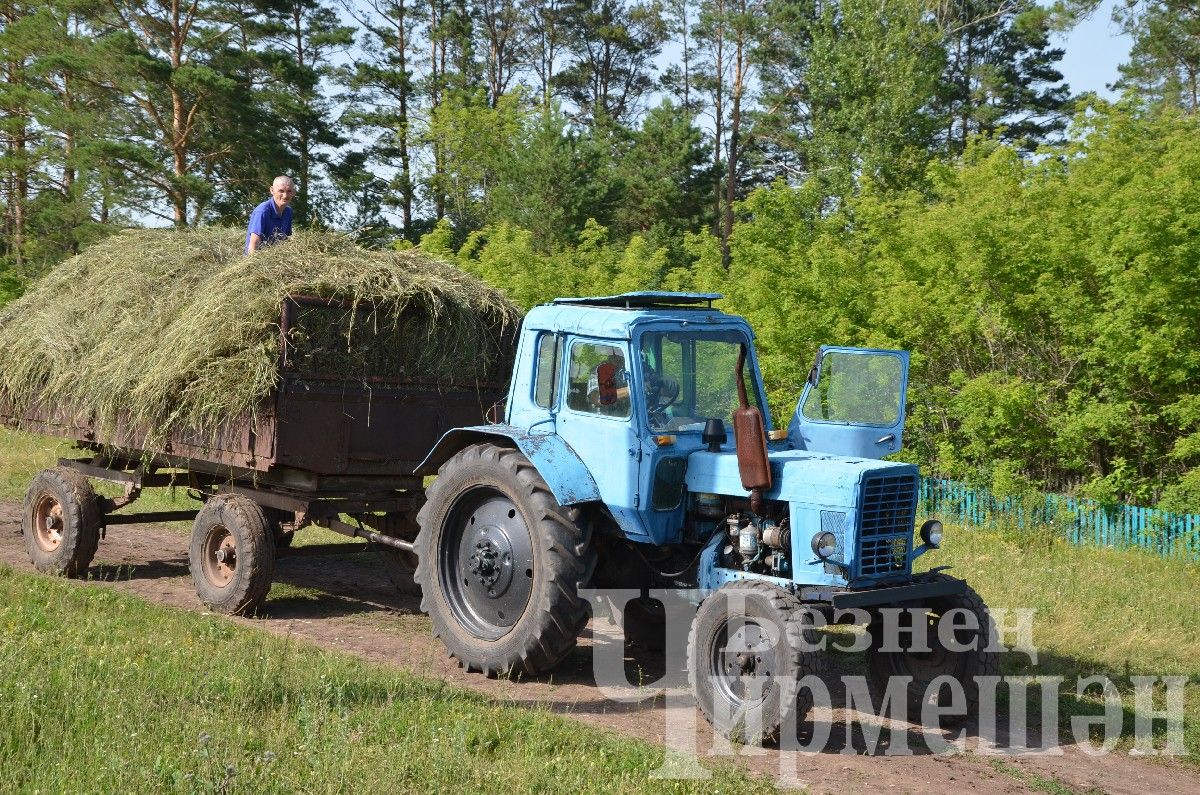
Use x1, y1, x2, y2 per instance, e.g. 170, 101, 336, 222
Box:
553, 338, 649, 541
787, 347, 910, 459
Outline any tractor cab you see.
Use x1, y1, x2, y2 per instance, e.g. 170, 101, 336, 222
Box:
499, 293, 913, 558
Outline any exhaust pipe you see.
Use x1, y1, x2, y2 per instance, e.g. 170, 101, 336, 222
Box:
733, 344, 771, 515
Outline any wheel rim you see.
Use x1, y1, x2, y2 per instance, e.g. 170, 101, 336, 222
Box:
709, 615, 778, 709
201, 524, 237, 588
32, 494, 65, 552
439, 489, 535, 641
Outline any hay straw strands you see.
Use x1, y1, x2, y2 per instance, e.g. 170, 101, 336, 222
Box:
0, 227, 520, 451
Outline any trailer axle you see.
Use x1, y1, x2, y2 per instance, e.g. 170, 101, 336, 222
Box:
318, 517, 416, 553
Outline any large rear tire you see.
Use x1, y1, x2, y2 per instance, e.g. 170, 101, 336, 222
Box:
866, 573, 999, 725
688, 581, 826, 745
22, 467, 101, 577
415, 443, 594, 676
189, 495, 275, 616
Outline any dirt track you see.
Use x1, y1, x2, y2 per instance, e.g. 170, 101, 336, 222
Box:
2, 501, 1195, 794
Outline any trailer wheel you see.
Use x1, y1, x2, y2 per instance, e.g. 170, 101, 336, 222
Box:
415, 443, 594, 676
22, 467, 102, 577
866, 573, 999, 725
688, 581, 826, 745
189, 495, 275, 615
373, 512, 421, 597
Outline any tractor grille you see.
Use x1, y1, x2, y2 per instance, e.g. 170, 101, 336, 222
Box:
854, 472, 918, 579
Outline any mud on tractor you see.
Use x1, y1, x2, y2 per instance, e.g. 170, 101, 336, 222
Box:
414, 292, 998, 744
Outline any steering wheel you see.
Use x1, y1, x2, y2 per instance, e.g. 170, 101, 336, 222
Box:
644, 372, 679, 409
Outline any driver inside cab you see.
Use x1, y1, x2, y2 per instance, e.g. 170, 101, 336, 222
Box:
586, 350, 680, 421
586, 352, 631, 415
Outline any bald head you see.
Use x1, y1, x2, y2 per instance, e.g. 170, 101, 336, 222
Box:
270, 176, 296, 211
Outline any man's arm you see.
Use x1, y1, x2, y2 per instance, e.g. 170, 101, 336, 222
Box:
247, 232, 263, 253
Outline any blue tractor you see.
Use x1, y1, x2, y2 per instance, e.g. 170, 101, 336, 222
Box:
414, 293, 996, 743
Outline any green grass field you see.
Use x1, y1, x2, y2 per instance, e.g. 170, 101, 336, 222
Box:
0, 566, 769, 793
919, 523, 1200, 763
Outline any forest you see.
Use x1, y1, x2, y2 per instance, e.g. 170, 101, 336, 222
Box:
1, 0, 1198, 511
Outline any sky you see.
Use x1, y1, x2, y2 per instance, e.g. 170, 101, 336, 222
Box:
1054, 0, 1133, 99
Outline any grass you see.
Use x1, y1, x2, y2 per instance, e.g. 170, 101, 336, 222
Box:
922, 522, 1200, 763
0, 565, 769, 794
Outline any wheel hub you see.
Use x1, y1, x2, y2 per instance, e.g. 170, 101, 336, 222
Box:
441, 493, 534, 640
713, 620, 776, 705
32, 496, 65, 552
201, 526, 237, 588
465, 525, 514, 597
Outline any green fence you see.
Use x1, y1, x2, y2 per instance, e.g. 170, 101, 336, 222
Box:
919, 477, 1200, 562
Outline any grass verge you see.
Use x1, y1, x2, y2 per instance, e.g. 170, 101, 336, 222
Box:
0, 565, 768, 794
923, 524, 1199, 764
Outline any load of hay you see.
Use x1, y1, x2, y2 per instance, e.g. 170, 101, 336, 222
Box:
0, 227, 519, 450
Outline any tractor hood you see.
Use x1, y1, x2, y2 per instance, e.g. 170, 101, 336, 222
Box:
683, 447, 917, 509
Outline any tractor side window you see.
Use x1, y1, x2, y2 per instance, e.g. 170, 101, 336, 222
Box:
533, 333, 561, 409
565, 341, 630, 418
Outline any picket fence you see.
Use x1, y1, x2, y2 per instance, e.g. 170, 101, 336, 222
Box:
918, 477, 1200, 562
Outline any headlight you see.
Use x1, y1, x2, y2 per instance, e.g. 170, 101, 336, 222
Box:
920, 519, 943, 548
811, 531, 837, 559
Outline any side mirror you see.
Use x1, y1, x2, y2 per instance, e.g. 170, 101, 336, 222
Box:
807, 351, 823, 386
596, 361, 618, 406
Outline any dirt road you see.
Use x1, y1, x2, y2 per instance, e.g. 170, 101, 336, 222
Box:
1, 502, 1194, 794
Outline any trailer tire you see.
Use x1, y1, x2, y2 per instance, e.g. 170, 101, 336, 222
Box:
865, 573, 999, 726
415, 443, 594, 676
373, 512, 421, 597
189, 495, 275, 616
688, 581, 826, 745
22, 467, 102, 577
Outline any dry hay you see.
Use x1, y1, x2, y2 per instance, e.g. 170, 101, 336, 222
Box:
0, 227, 519, 450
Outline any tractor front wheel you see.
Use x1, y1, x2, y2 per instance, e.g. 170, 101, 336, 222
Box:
688, 581, 826, 745
415, 443, 594, 676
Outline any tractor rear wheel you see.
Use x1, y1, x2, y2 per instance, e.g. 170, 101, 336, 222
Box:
865, 573, 999, 725
22, 467, 102, 577
189, 495, 275, 616
415, 443, 594, 676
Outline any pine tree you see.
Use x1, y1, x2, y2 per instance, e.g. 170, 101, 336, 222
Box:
1114, 0, 1200, 112
935, 0, 1072, 153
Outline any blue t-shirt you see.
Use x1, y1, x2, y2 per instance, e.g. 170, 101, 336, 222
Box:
244, 198, 293, 253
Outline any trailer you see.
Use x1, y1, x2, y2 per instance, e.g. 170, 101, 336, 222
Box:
3, 295, 506, 613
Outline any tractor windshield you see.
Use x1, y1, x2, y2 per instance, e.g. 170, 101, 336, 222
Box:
639, 330, 761, 433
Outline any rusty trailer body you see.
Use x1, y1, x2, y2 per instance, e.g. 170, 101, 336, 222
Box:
9, 296, 510, 612
3, 295, 506, 487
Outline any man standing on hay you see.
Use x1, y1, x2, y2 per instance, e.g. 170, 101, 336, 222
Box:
245, 176, 296, 254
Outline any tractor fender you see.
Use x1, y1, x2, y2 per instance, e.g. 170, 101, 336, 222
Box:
416, 425, 601, 506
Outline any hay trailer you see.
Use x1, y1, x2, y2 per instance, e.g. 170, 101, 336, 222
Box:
6, 295, 506, 613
